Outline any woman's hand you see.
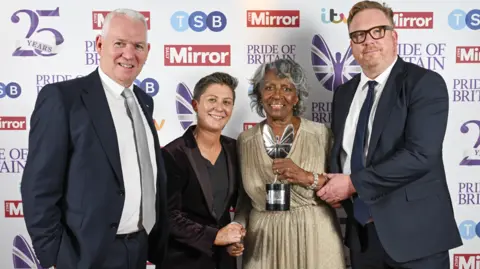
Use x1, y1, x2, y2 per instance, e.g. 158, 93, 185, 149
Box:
272, 158, 326, 189
214, 223, 245, 246
227, 242, 245, 257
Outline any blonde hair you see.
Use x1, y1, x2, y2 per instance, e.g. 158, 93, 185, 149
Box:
347, 1, 394, 28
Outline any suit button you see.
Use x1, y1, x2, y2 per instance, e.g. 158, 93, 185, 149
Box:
118, 190, 125, 196
110, 223, 118, 229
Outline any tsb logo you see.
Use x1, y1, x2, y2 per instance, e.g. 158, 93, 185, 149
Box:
0, 82, 21, 98
449, 9, 480, 30
170, 11, 227, 32
134, 78, 159, 97
458, 220, 480, 240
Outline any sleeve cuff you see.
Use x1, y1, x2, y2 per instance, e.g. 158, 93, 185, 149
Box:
203, 225, 219, 257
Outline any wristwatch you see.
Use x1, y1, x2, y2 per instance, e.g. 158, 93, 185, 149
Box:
307, 172, 319, 190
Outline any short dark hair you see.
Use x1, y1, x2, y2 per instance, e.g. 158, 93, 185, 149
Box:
193, 72, 238, 102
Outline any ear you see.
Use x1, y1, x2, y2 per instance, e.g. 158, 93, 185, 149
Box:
392, 30, 398, 44
95, 35, 103, 54
191, 99, 199, 113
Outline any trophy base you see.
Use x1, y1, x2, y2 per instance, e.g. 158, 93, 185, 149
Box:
265, 183, 290, 211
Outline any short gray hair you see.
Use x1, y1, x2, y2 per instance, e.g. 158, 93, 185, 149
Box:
101, 9, 148, 41
193, 72, 239, 102
249, 59, 309, 117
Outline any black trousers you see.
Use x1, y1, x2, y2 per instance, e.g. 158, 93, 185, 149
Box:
350, 223, 449, 269
101, 230, 149, 269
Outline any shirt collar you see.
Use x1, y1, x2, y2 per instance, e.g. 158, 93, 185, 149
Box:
359, 56, 398, 90
98, 67, 134, 99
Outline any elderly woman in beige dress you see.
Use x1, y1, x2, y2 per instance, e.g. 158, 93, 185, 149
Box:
228, 59, 346, 269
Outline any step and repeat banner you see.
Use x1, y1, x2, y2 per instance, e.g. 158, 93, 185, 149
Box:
1, 0, 479, 268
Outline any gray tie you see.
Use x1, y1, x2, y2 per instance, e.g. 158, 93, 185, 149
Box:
122, 88, 155, 234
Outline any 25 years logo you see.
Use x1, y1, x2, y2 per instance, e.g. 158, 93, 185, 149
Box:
460, 120, 480, 166
11, 7, 64, 57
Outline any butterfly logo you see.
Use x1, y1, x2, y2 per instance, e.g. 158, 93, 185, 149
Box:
175, 83, 196, 130
311, 34, 361, 92
12, 235, 44, 269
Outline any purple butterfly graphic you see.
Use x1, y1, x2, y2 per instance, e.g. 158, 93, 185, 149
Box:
311, 34, 361, 92
459, 120, 480, 166
12, 235, 45, 269
175, 83, 196, 130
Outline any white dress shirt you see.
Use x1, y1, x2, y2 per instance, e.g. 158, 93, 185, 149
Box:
98, 67, 157, 234
340, 57, 398, 174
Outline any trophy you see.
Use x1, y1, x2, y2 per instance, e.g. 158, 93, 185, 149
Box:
262, 123, 294, 211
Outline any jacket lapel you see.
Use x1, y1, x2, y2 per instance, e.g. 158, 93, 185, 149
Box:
183, 126, 216, 218
331, 76, 360, 172
133, 86, 158, 147
81, 69, 124, 188
220, 136, 236, 214
366, 58, 406, 164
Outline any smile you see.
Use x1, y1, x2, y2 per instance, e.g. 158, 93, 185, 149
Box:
270, 104, 285, 109
209, 114, 224, 120
119, 63, 134, 69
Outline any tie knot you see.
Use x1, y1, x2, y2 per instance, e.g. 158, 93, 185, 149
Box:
367, 80, 377, 90
122, 88, 134, 99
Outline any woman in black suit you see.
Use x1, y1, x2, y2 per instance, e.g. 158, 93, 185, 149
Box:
160, 72, 244, 269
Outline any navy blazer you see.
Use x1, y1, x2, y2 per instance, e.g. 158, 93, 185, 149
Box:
330, 57, 462, 262
21, 69, 169, 268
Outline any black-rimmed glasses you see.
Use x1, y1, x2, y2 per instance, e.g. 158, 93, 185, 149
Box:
349, 25, 394, 44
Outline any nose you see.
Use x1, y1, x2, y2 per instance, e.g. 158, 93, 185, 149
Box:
363, 33, 376, 45
215, 102, 225, 111
271, 88, 283, 99
122, 44, 136, 60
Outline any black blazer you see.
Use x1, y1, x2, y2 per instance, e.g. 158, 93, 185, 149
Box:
161, 125, 239, 269
21, 69, 169, 268
330, 57, 462, 262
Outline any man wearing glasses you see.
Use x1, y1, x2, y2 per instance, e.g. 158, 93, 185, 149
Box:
316, 1, 462, 268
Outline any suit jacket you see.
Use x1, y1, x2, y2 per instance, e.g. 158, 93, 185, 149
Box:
330, 57, 462, 262
161, 125, 239, 269
20, 69, 169, 269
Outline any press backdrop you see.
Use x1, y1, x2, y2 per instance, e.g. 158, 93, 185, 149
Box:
1, 0, 479, 268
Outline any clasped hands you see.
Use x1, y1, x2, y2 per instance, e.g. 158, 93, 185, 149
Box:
214, 223, 246, 256
316, 173, 357, 208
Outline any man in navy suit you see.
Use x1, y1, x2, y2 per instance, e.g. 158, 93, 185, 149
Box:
317, 1, 462, 268
21, 9, 168, 269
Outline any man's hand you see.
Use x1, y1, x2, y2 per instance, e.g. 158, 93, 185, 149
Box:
316, 173, 356, 205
